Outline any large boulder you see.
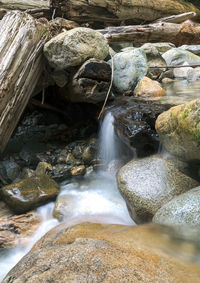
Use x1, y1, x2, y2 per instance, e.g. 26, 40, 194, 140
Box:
117, 156, 199, 223
153, 186, 200, 228
109, 49, 148, 94
43, 27, 109, 70
155, 99, 200, 162
179, 45, 200, 56
0, 162, 60, 213
2, 222, 200, 283
162, 48, 200, 66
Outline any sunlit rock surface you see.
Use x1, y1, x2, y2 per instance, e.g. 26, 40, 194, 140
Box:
2, 222, 200, 283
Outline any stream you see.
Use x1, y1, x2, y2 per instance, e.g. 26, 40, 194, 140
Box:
0, 112, 134, 281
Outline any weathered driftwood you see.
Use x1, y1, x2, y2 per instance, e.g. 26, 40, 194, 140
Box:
0, 11, 49, 154
154, 11, 197, 23
0, 0, 49, 10
50, 0, 200, 26
98, 21, 200, 46
0, 0, 50, 19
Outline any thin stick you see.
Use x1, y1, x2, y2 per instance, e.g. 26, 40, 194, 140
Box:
149, 63, 200, 69
98, 54, 114, 120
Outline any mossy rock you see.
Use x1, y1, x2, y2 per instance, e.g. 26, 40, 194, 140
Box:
156, 99, 200, 162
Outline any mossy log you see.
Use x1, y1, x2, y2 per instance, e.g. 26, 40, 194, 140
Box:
50, 0, 200, 26
98, 21, 200, 45
0, 11, 49, 154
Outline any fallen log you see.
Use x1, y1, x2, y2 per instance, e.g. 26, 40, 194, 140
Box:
98, 21, 200, 46
0, 0, 50, 19
153, 11, 197, 23
0, 11, 49, 154
50, 0, 200, 26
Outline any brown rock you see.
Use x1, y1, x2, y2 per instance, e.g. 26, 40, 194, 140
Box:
71, 165, 86, 176
135, 76, 166, 97
3, 222, 200, 283
0, 210, 41, 251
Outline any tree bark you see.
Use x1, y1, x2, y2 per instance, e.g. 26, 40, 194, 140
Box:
98, 21, 200, 46
0, 11, 49, 154
50, 0, 200, 26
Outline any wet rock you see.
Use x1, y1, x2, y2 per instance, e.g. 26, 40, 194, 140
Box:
43, 27, 109, 70
179, 45, 200, 56
156, 99, 200, 162
0, 211, 41, 251
162, 48, 200, 66
112, 97, 170, 157
71, 165, 86, 176
53, 194, 77, 221
0, 159, 20, 183
82, 139, 98, 164
153, 186, 200, 228
50, 69, 69, 87
0, 162, 60, 213
117, 156, 199, 223
141, 43, 167, 79
3, 222, 200, 283
65, 58, 111, 103
50, 164, 72, 182
109, 49, 148, 94
135, 76, 166, 97
162, 77, 175, 84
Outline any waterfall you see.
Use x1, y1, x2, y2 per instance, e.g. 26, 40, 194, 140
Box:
99, 112, 117, 164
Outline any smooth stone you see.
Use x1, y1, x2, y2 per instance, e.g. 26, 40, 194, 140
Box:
43, 27, 109, 70
3, 222, 200, 283
179, 45, 200, 56
156, 99, 200, 162
1, 162, 60, 213
135, 76, 166, 97
162, 48, 200, 66
0, 159, 20, 183
140, 43, 167, 79
109, 49, 148, 94
153, 186, 200, 227
117, 156, 199, 223
0, 210, 41, 251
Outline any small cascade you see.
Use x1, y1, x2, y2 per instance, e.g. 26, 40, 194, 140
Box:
99, 112, 118, 164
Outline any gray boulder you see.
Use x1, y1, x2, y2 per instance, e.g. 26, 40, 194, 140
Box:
140, 43, 167, 79
162, 48, 200, 66
153, 186, 200, 227
109, 49, 148, 94
179, 45, 200, 56
43, 27, 109, 70
117, 156, 199, 223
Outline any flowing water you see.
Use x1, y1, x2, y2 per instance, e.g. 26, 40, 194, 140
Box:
0, 112, 134, 281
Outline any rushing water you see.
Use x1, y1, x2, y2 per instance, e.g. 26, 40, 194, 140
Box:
0, 111, 134, 281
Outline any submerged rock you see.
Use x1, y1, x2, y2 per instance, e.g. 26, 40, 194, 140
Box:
162, 48, 200, 66
117, 156, 199, 223
43, 27, 109, 70
109, 49, 148, 94
111, 97, 170, 157
0, 162, 60, 213
135, 76, 166, 97
153, 186, 200, 228
156, 99, 200, 162
3, 222, 200, 283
